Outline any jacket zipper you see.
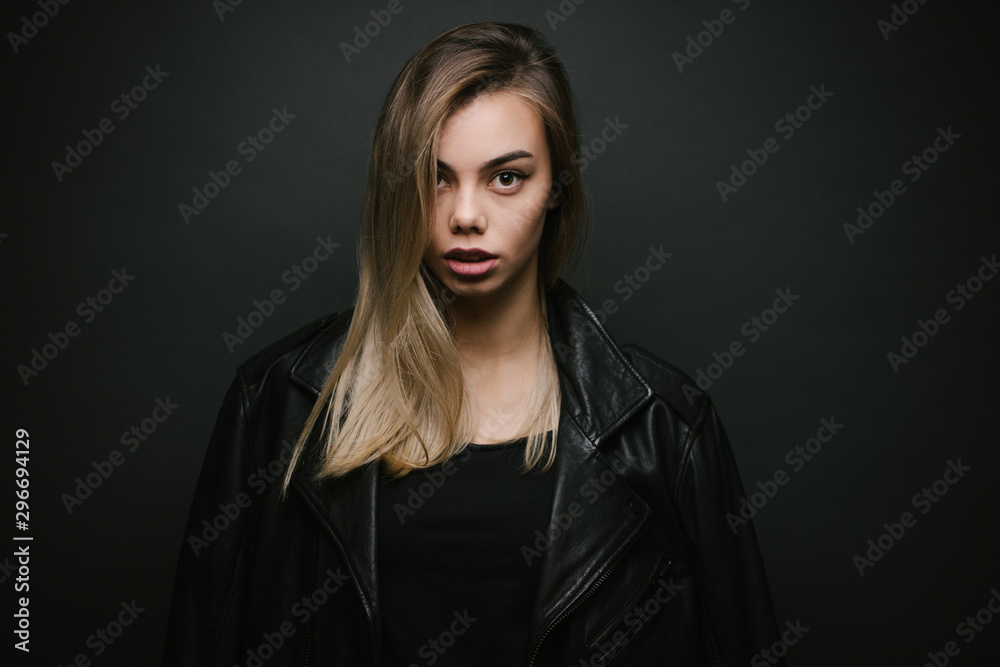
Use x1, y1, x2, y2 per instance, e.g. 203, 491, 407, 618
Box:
526, 557, 623, 667
302, 629, 313, 667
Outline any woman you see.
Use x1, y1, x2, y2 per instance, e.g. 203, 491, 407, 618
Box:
163, 22, 784, 666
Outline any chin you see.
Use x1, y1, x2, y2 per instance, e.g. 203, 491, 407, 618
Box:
429, 269, 501, 300
440, 276, 503, 299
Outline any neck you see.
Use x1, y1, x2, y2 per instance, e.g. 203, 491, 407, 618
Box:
449, 266, 545, 365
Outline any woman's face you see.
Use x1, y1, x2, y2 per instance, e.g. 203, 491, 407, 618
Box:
424, 91, 557, 300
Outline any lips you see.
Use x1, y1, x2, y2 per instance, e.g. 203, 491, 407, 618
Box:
444, 248, 496, 261
442, 248, 498, 278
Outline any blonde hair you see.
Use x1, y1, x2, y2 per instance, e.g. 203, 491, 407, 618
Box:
281, 22, 589, 492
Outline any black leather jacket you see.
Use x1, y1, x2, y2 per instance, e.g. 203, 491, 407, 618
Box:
163, 278, 784, 666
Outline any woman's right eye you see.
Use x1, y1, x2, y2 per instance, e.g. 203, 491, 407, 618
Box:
436, 172, 448, 187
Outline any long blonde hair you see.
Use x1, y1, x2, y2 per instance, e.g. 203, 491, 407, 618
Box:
281, 22, 588, 492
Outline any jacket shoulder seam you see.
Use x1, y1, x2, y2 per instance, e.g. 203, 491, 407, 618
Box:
620, 343, 712, 432
236, 311, 344, 389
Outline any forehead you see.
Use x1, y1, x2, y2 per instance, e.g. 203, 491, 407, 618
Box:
437, 92, 547, 165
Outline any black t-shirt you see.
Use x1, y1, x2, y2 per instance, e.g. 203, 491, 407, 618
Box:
376, 434, 555, 667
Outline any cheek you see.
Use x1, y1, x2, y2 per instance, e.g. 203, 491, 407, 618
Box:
511, 178, 553, 222
503, 199, 548, 254
524, 183, 552, 234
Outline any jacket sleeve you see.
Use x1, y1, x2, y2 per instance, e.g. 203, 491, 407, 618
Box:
162, 373, 255, 666
678, 398, 785, 666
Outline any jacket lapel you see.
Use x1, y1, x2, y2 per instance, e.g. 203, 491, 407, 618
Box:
291, 453, 380, 628
286, 279, 656, 655
523, 281, 655, 655
287, 313, 382, 638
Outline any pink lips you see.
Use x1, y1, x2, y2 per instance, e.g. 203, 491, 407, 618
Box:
444, 248, 497, 277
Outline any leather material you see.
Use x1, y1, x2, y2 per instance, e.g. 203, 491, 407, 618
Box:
163, 278, 784, 666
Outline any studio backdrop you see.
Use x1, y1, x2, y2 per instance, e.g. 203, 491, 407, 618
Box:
4, 1, 998, 665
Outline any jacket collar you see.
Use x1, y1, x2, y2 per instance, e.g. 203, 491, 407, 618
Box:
288, 278, 655, 658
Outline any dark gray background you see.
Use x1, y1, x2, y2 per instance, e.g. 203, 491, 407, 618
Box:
4, 0, 998, 664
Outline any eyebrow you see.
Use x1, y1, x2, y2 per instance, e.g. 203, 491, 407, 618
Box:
437, 150, 534, 173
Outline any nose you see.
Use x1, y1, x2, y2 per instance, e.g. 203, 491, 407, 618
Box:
450, 186, 487, 234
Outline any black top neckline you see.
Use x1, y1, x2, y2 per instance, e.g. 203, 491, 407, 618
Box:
466, 438, 526, 450
467, 429, 553, 450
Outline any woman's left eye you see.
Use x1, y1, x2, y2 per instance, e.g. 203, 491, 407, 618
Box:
493, 170, 527, 189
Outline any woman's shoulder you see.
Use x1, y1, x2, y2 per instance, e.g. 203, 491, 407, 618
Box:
618, 342, 713, 432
